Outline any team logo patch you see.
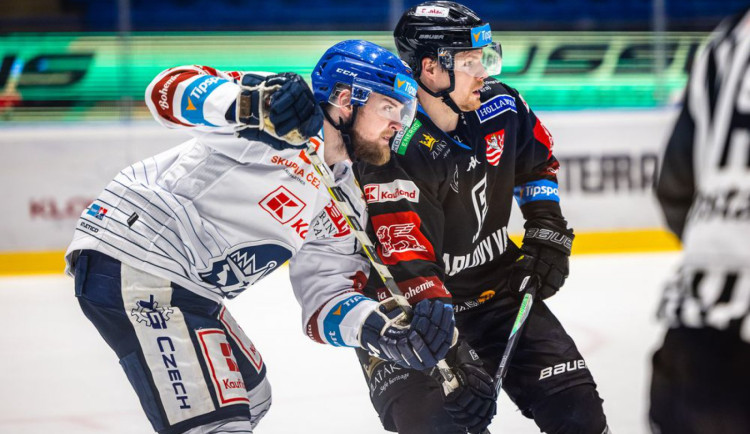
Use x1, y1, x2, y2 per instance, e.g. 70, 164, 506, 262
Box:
259, 186, 306, 224
364, 180, 419, 204
131, 294, 174, 329
485, 130, 505, 166
471, 176, 488, 242
196, 329, 250, 406
199, 241, 293, 295
86, 203, 108, 220
476, 94, 517, 123
419, 133, 437, 150
372, 211, 435, 265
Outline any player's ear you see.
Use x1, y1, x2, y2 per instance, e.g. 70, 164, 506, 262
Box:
420, 57, 439, 86
335, 88, 354, 119
336, 87, 352, 107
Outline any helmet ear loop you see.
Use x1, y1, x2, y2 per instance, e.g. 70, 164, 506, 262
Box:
321, 102, 360, 161
341, 105, 360, 160
440, 70, 462, 114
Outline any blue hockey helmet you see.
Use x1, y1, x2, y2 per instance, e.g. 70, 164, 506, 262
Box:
312, 40, 419, 128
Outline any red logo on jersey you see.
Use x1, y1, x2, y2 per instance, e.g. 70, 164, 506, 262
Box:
372, 211, 435, 265
485, 129, 505, 166
374, 276, 451, 304
364, 184, 380, 203
533, 118, 554, 158
259, 186, 306, 224
324, 200, 351, 238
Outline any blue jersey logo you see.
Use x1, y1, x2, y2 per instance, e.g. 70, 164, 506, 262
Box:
514, 179, 560, 207
476, 95, 517, 123
199, 241, 293, 296
471, 23, 492, 47
323, 294, 368, 347
181, 75, 228, 126
394, 73, 418, 99
86, 203, 108, 220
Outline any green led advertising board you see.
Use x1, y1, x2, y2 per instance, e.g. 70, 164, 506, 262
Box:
0, 31, 706, 121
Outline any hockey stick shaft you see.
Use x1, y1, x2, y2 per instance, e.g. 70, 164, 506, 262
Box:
305, 142, 460, 392
494, 275, 537, 395
4, 58, 24, 93
475, 276, 537, 434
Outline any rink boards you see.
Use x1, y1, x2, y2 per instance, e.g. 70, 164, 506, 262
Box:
0, 109, 681, 274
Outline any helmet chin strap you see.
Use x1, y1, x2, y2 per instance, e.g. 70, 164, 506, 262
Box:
417, 69, 462, 115
322, 104, 360, 161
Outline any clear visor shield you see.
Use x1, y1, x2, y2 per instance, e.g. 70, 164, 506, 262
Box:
329, 75, 418, 128
438, 43, 503, 77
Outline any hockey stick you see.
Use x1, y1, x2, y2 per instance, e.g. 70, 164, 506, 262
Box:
304, 142, 460, 393
0, 58, 24, 118
494, 275, 537, 395
475, 276, 538, 434
4, 58, 24, 94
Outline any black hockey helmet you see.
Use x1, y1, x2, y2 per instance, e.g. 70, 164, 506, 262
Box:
393, 1, 502, 112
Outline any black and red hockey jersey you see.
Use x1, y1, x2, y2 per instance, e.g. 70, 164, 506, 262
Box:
356, 78, 567, 307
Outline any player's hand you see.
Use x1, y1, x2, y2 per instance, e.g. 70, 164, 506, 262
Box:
265, 73, 323, 140
235, 73, 323, 150
359, 298, 455, 370
510, 224, 574, 300
436, 340, 497, 433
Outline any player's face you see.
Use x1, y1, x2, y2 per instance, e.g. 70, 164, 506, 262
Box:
448, 50, 487, 111
350, 92, 404, 166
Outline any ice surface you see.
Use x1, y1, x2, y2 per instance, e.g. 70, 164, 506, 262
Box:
0, 252, 680, 433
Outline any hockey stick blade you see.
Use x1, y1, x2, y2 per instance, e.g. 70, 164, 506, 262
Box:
304, 142, 461, 393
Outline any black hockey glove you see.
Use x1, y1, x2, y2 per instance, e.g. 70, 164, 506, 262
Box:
234, 72, 323, 150
435, 340, 497, 434
510, 222, 574, 300
360, 298, 455, 371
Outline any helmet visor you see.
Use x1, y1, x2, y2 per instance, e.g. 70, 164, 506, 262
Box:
437, 43, 503, 77
331, 74, 418, 128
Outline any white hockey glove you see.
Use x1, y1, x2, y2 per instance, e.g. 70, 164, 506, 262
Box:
235, 72, 323, 150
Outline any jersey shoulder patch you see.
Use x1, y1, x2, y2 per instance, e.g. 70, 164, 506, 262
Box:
392, 112, 454, 163
475, 81, 520, 124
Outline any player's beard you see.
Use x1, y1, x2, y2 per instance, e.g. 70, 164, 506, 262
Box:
453, 86, 483, 112
350, 127, 392, 166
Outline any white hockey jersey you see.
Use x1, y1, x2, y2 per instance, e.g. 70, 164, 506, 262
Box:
65, 65, 376, 348
656, 10, 750, 342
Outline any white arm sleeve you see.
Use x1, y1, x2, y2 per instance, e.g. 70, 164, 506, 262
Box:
289, 234, 376, 347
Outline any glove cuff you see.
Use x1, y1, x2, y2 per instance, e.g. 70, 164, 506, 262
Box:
522, 226, 574, 256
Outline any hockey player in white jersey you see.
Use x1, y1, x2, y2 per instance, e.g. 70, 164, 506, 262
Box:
651, 7, 750, 434
65, 40, 455, 434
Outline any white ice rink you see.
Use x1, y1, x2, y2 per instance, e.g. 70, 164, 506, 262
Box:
0, 252, 680, 433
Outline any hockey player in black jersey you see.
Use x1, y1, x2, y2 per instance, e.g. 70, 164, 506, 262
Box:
650, 7, 750, 434
352, 2, 609, 433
